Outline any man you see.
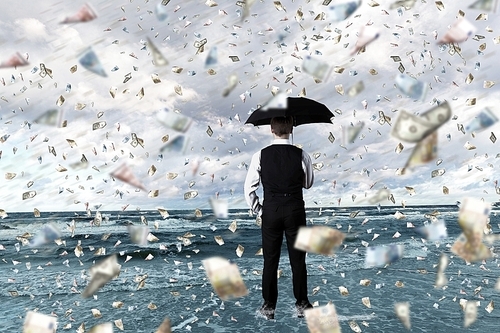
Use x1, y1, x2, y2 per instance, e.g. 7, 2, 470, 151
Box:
244, 116, 314, 320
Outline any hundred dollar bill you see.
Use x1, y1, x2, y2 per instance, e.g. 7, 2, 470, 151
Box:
304, 303, 341, 333
23, 311, 57, 333
294, 226, 345, 255
202, 256, 248, 300
184, 190, 198, 200
465, 107, 498, 132
302, 55, 332, 81
327, 0, 361, 21
395, 74, 428, 101
82, 254, 121, 298
22, 191, 37, 200
92, 121, 106, 130
365, 244, 404, 267
157, 109, 192, 132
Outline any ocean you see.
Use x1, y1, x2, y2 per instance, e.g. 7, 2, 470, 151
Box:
1, 205, 499, 332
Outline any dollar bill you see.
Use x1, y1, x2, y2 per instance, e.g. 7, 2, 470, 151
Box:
294, 226, 345, 255
465, 107, 498, 132
347, 81, 365, 97
352, 25, 380, 55
365, 244, 404, 267
404, 131, 438, 170
160, 135, 188, 154
0, 52, 29, 68
23, 311, 57, 333
78, 46, 107, 77
157, 109, 192, 132
464, 300, 477, 328
394, 302, 411, 330
416, 219, 447, 241
92, 121, 106, 130
82, 254, 121, 298
128, 225, 149, 245
147, 37, 168, 66
60, 3, 97, 23
29, 223, 61, 247
184, 190, 198, 200
304, 303, 341, 333
205, 46, 218, 67
327, 0, 361, 21
435, 253, 449, 288
210, 197, 228, 218
155, 318, 172, 333
222, 73, 238, 97
469, 0, 498, 12
302, 55, 332, 81
395, 74, 428, 101
439, 17, 477, 44
367, 188, 391, 204
431, 168, 445, 178
34, 109, 63, 127
343, 122, 364, 145
22, 191, 36, 200
202, 256, 248, 300
389, 0, 416, 9
392, 102, 451, 143
452, 232, 491, 263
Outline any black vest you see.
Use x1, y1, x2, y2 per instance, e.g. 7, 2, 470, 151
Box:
261, 144, 304, 207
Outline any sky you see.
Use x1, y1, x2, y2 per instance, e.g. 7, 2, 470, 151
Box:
0, 0, 499, 213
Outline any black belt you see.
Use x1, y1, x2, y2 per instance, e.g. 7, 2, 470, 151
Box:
269, 192, 301, 197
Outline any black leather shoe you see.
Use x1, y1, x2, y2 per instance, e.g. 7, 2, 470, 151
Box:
295, 300, 313, 318
259, 301, 276, 320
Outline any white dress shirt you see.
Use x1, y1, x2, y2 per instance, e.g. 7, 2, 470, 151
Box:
244, 138, 314, 216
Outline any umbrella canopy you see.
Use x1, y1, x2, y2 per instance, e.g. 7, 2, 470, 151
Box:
245, 96, 334, 127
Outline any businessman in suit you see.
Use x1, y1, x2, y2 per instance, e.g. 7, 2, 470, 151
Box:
244, 116, 314, 319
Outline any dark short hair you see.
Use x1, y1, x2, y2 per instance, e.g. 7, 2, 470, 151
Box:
271, 116, 293, 136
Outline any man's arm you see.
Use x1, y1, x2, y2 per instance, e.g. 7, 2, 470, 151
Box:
244, 151, 263, 216
302, 151, 314, 189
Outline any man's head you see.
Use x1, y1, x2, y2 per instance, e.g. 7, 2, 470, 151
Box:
270, 116, 293, 137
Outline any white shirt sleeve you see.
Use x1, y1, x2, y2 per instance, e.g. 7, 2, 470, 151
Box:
302, 151, 314, 189
244, 151, 263, 216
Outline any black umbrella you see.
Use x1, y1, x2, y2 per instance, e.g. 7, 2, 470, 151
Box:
245, 96, 334, 127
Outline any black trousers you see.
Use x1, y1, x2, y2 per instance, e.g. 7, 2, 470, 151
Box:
261, 204, 309, 306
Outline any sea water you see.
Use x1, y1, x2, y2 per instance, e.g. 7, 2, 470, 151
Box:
1, 205, 499, 332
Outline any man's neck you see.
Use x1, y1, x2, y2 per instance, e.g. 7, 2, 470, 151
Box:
273, 134, 290, 140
